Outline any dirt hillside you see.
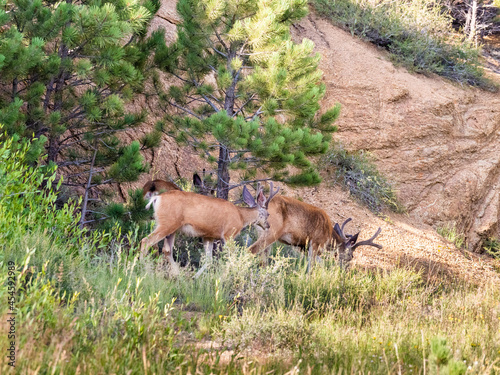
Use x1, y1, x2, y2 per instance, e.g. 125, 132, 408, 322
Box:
127, 1, 500, 284
294, 13, 500, 254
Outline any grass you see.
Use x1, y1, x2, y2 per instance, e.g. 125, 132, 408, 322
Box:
311, 0, 496, 90
437, 222, 466, 249
1, 136, 500, 374
322, 143, 403, 214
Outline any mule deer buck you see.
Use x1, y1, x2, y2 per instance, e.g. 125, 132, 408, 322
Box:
140, 182, 280, 276
248, 194, 382, 269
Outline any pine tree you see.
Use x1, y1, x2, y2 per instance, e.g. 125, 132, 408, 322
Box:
0, 0, 162, 227
153, 0, 340, 199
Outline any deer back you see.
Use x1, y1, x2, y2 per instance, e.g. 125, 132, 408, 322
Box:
153, 190, 253, 240
267, 196, 333, 249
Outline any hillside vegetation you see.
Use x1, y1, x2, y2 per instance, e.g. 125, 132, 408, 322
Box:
1, 137, 500, 374
312, 0, 495, 89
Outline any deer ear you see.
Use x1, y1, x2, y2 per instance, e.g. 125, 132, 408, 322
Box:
242, 186, 256, 207
193, 173, 202, 188
257, 189, 267, 207
333, 223, 342, 236
347, 232, 360, 247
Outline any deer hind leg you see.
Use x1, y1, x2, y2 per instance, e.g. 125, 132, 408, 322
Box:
140, 225, 181, 276
249, 230, 281, 267
193, 238, 214, 279
162, 233, 180, 276
140, 227, 172, 258
259, 246, 270, 267
248, 231, 280, 255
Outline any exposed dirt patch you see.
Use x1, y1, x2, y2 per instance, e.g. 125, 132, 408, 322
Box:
292, 12, 500, 254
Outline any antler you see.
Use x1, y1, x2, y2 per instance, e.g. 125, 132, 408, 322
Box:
333, 218, 353, 241
340, 218, 352, 234
255, 182, 265, 200
351, 227, 383, 250
266, 181, 280, 207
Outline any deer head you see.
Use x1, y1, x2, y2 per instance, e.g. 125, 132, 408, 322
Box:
332, 218, 382, 266
242, 182, 280, 230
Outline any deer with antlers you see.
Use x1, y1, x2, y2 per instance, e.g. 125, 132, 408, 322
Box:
140, 181, 280, 276
248, 194, 382, 268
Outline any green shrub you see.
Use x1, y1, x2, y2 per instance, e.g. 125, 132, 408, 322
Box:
219, 305, 312, 352
322, 143, 402, 213
429, 337, 467, 375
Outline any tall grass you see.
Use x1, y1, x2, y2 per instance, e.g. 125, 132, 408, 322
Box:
1, 135, 499, 374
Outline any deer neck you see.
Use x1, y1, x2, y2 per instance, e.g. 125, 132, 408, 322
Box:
237, 206, 260, 226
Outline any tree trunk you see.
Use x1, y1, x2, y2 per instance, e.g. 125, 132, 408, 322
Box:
216, 52, 238, 200
79, 142, 98, 229
468, 0, 478, 45
47, 36, 70, 163
217, 144, 230, 200
47, 136, 60, 163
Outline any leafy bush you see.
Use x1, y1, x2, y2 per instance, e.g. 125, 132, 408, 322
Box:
312, 0, 494, 89
322, 143, 402, 213
429, 337, 467, 375
0, 135, 182, 373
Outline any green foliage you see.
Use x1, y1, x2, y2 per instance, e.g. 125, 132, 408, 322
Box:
437, 222, 466, 249
429, 337, 467, 375
322, 143, 403, 213
0, 133, 81, 247
0, 0, 160, 223
154, 0, 340, 197
312, 0, 495, 89
483, 237, 500, 259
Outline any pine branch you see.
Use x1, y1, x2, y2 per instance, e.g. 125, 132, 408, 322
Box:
191, 77, 221, 112
169, 100, 204, 120
212, 27, 229, 53
228, 177, 272, 191
233, 94, 256, 116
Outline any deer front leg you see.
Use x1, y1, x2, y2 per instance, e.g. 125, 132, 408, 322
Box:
307, 241, 316, 273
